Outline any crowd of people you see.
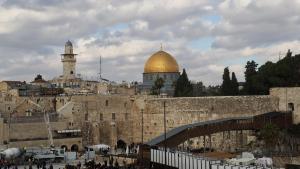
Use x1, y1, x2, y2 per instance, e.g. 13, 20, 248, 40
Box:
0, 159, 54, 169
65, 158, 138, 169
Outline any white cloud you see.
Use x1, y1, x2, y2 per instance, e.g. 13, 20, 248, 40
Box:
0, 0, 299, 86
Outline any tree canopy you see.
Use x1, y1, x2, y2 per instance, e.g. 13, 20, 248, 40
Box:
151, 76, 165, 95
242, 50, 300, 95
174, 69, 193, 97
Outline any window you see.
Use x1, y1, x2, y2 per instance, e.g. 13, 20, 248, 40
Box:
124, 102, 127, 108
105, 100, 108, 106
100, 113, 103, 121
70, 71, 74, 74
112, 113, 116, 120
288, 103, 294, 111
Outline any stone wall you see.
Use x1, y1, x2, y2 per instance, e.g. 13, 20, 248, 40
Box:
0, 118, 9, 144
139, 96, 279, 145
9, 137, 82, 151
9, 121, 68, 140
70, 95, 147, 147
0, 92, 287, 151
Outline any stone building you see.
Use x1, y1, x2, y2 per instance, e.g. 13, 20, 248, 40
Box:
270, 87, 300, 123
30, 74, 50, 88
142, 49, 180, 95
0, 87, 300, 152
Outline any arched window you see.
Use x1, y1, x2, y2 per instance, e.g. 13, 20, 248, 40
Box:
112, 113, 116, 120
288, 103, 294, 111
100, 113, 103, 121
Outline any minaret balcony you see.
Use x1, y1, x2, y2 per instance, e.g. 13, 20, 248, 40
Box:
61, 58, 76, 62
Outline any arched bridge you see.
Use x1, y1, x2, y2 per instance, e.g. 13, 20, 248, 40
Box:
147, 111, 293, 147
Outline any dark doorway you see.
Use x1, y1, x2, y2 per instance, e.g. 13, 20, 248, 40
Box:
117, 139, 127, 149
71, 144, 79, 152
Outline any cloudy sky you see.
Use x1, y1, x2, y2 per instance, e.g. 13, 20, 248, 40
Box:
0, 0, 300, 85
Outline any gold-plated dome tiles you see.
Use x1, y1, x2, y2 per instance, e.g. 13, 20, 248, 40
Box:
144, 50, 179, 73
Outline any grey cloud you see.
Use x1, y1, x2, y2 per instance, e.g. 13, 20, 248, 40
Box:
0, 0, 299, 85
212, 0, 300, 49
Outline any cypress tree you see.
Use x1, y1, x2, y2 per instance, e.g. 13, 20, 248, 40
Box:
244, 60, 258, 95
231, 72, 239, 95
174, 69, 193, 97
221, 67, 231, 95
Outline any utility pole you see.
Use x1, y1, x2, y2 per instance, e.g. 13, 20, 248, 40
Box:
141, 109, 144, 144
141, 109, 144, 165
163, 101, 167, 168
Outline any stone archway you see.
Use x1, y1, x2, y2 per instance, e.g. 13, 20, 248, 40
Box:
117, 139, 127, 150
71, 144, 79, 152
61, 145, 68, 151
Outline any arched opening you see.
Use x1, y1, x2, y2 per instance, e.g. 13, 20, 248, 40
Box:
288, 103, 294, 111
70, 71, 74, 75
61, 145, 68, 151
71, 144, 79, 152
117, 139, 127, 150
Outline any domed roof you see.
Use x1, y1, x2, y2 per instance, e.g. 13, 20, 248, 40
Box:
144, 50, 179, 73
65, 40, 73, 46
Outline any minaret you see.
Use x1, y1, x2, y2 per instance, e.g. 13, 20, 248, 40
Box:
61, 40, 77, 79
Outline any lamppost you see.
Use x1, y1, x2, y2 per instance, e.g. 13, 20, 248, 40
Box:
163, 101, 167, 168
141, 109, 144, 144
141, 109, 144, 165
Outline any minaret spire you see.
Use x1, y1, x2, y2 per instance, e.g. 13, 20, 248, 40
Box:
160, 43, 163, 51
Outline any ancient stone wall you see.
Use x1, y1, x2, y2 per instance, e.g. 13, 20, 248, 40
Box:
139, 96, 279, 145
0, 118, 9, 144
9, 137, 82, 151
0, 93, 284, 151
70, 95, 141, 147
9, 121, 68, 140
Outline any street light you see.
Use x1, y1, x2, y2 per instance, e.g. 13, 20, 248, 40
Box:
141, 109, 144, 144
163, 101, 167, 168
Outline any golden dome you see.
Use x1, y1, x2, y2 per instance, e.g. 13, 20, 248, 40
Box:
144, 50, 179, 73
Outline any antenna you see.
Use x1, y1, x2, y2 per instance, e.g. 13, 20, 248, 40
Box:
99, 55, 102, 82
279, 51, 282, 61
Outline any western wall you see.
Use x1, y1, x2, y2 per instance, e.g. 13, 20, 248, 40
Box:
0, 87, 299, 151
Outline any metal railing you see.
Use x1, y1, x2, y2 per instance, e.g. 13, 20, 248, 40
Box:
150, 149, 268, 169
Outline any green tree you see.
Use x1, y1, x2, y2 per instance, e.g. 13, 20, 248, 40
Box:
206, 85, 221, 96
231, 72, 239, 95
244, 60, 258, 95
260, 123, 280, 155
174, 69, 193, 97
221, 67, 232, 95
192, 81, 206, 96
151, 76, 165, 95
